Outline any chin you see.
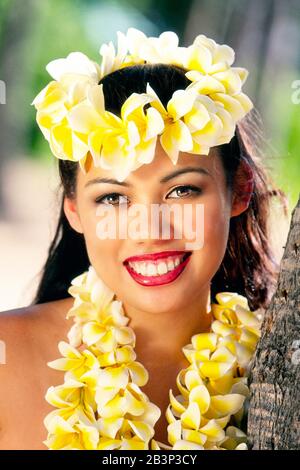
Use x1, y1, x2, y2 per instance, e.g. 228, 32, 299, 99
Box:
128, 287, 189, 314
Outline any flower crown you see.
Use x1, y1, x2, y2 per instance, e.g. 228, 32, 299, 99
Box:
32, 28, 253, 182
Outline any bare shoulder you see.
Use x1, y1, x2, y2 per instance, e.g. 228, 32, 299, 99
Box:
0, 302, 44, 343
0, 297, 74, 347
0, 297, 74, 380
0, 298, 74, 449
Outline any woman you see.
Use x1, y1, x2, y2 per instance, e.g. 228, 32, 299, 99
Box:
0, 29, 286, 450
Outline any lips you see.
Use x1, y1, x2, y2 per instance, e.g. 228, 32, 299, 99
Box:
123, 251, 192, 287
123, 250, 191, 264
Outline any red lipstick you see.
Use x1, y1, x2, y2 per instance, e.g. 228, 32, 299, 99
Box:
123, 251, 192, 287
123, 250, 190, 264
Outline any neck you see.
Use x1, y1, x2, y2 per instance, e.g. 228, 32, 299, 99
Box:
119, 286, 213, 370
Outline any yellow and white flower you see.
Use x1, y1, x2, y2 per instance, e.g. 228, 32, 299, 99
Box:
31, 52, 103, 171
32, 28, 253, 181
163, 299, 259, 451
43, 264, 261, 450
67, 84, 164, 180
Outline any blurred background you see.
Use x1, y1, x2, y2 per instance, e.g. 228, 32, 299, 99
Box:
0, 0, 299, 310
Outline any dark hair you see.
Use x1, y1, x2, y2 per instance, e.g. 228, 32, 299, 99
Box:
32, 63, 288, 310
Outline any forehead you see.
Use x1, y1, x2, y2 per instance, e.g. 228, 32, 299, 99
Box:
77, 139, 225, 187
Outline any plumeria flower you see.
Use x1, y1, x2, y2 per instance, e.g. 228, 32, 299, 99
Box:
122, 96, 165, 166
183, 34, 249, 95
44, 408, 99, 450
96, 401, 160, 449
210, 292, 261, 371
124, 28, 250, 101
67, 322, 83, 348
167, 409, 228, 449
66, 268, 132, 350
47, 341, 99, 377
146, 83, 198, 164
95, 362, 149, 398
82, 321, 135, 350
67, 266, 127, 325
99, 31, 129, 79
182, 334, 237, 378
68, 265, 115, 305
43, 267, 260, 450
186, 75, 253, 140
126, 28, 182, 66
184, 93, 235, 152
221, 425, 248, 449
31, 52, 102, 170
166, 392, 245, 449
164, 317, 249, 450
67, 299, 128, 339
97, 414, 158, 449
45, 378, 96, 417
31, 79, 90, 167
67, 83, 163, 181
95, 381, 159, 426
146, 82, 239, 161
46, 51, 101, 83
32, 28, 253, 181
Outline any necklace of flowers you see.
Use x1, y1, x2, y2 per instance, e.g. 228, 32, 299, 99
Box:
43, 265, 261, 450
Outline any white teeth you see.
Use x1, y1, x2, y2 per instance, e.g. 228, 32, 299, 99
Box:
146, 263, 157, 276
167, 258, 175, 271
128, 253, 188, 277
134, 262, 143, 274
157, 261, 168, 275
140, 262, 147, 275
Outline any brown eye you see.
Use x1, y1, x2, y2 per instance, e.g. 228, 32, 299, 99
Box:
95, 193, 129, 205
167, 185, 202, 199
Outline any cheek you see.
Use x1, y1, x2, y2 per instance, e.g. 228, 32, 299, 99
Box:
204, 203, 230, 251
78, 206, 123, 279
191, 194, 231, 279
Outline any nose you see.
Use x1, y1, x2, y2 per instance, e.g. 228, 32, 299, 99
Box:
125, 200, 182, 247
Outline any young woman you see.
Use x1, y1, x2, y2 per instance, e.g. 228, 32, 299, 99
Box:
0, 29, 287, 450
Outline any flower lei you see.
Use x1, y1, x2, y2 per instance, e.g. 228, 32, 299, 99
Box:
44, 265, 261, 450
31, 28, 253, 182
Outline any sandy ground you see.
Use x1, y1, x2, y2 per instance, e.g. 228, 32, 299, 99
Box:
0, 158, 291, 312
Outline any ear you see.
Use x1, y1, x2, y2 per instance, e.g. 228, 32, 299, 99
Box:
63, 196, 84, 234
231, 160, 254, 217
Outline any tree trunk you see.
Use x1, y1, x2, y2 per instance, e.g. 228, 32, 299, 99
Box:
247, 196, 300, 449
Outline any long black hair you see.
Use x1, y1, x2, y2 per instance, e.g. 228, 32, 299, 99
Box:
31, 63, 288, 311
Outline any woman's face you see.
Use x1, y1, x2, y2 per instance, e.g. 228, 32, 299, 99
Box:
64, 140, 245, 314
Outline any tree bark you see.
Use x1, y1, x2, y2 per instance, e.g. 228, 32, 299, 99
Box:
247, 195, 300, 449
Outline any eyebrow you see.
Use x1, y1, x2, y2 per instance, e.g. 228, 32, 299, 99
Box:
160, 167, 211, 183
84, 167, 211, 188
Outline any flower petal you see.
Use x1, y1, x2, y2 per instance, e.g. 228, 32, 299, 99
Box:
128, 361, 149, 386
160, 120, 193, 164
189, 385, 211, 414
167, 89, 196, 121
181, 402, 201, 430
144, 107, 165, 140
98, 417, 123, 439
46, 52, 99, 81
209, 393, 245, 418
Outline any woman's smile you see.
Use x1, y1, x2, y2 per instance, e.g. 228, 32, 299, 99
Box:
123, 250, 192, 286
